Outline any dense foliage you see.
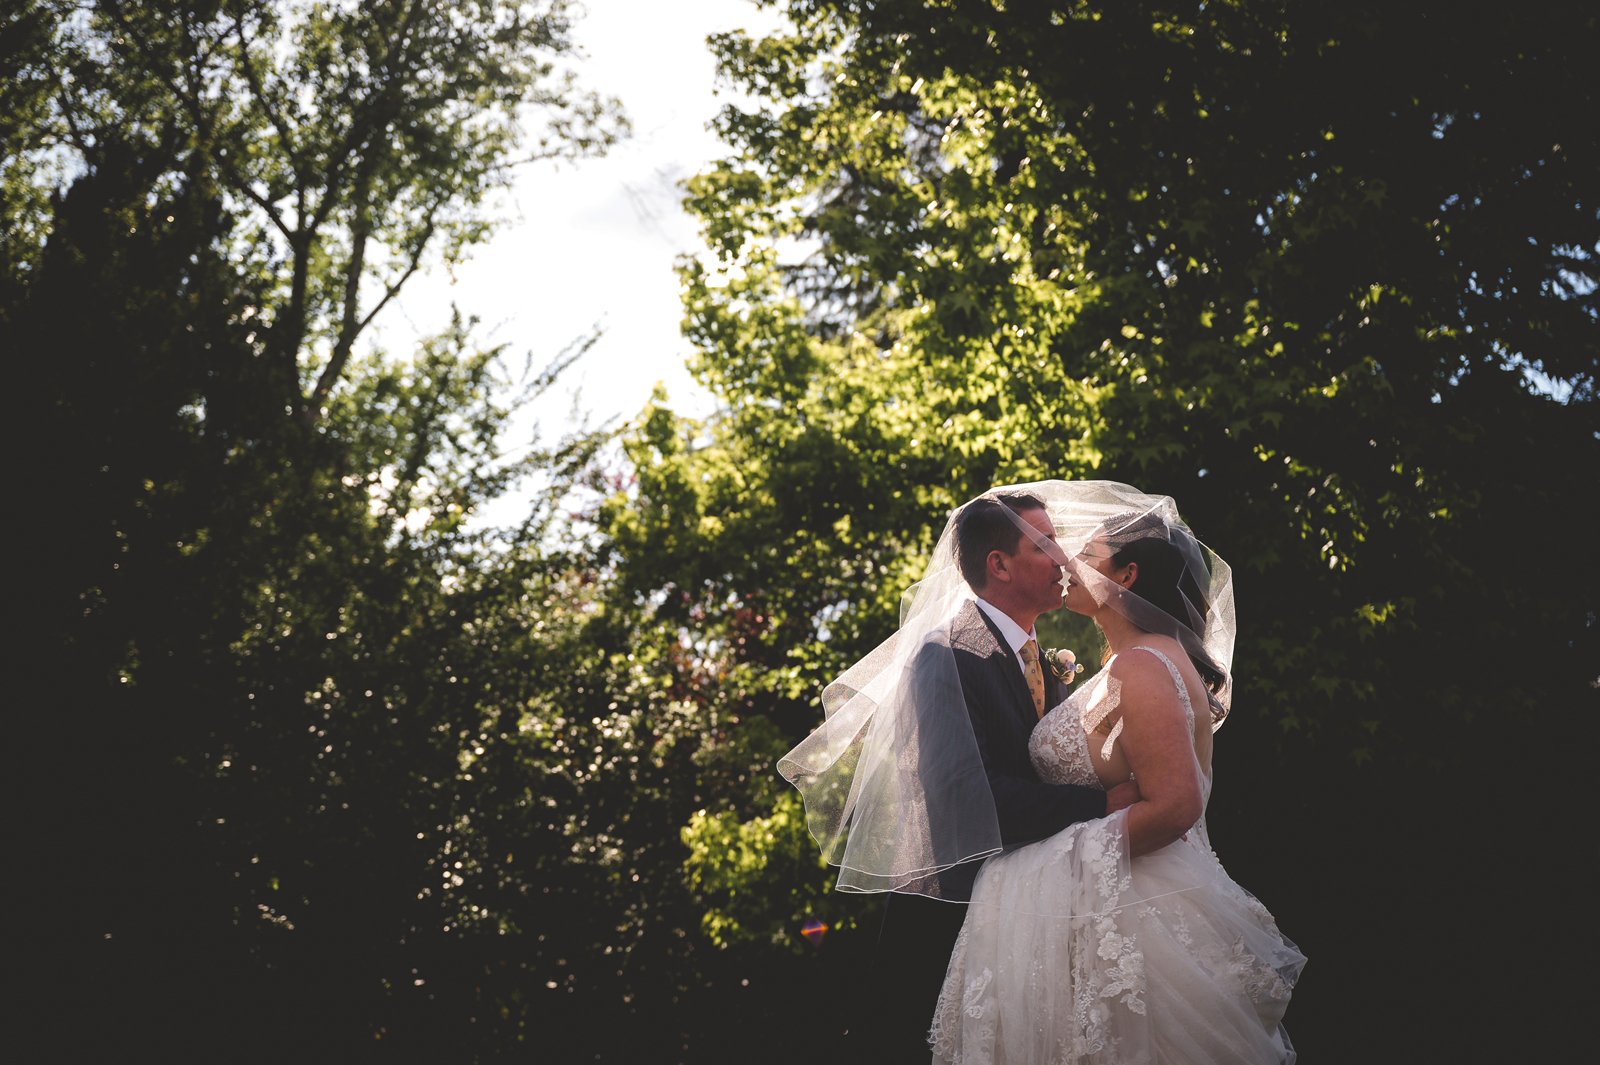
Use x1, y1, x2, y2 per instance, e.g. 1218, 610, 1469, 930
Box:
662, 0, 1595, 754
9, 0, 1595, 1061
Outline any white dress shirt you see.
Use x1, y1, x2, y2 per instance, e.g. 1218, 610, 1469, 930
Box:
974, 597, 1039, 679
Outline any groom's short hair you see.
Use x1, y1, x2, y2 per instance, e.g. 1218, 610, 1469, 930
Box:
955, 492, 1046, 591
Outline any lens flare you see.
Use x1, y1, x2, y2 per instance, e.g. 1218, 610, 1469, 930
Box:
800, 918, 827, 945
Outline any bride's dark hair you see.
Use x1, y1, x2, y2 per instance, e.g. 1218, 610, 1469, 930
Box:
1103, 513, 1227, 697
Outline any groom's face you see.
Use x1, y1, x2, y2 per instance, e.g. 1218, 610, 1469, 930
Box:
1007, 507, 1066, 613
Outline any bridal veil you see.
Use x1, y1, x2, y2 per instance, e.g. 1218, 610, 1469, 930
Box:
776, 480, 1237, 905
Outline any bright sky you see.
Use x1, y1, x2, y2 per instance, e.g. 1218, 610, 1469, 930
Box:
370, 0, 790, 525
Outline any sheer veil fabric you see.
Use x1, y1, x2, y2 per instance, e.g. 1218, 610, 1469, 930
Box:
776, 481, 1236, 909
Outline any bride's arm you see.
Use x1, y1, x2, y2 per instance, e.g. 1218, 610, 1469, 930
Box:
1109, 655, 1206, 857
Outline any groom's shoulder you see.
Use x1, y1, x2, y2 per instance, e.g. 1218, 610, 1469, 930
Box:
948, 600, 999, 657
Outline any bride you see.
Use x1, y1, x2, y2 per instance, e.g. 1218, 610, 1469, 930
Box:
929, 500, 1304, 1064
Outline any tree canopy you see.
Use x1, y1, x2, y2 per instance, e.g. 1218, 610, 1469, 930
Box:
656, 0, 1595, 756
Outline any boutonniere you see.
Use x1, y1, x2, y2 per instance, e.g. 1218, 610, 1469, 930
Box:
1044, 647, 1084, 684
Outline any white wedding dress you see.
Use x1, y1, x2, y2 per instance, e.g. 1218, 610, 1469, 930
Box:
930, 647, 1304, 1064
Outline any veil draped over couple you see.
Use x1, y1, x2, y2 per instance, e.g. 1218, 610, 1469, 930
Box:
780, 481, 1304, 1064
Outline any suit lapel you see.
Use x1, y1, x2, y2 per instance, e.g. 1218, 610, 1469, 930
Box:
971, 601, 1036, 727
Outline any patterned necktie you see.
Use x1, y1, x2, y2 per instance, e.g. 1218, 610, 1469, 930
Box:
1019, 639, 1047, 719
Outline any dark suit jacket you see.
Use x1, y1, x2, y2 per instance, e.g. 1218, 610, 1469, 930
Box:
858, 601, 1107, 1063
949, 599, 1106, 843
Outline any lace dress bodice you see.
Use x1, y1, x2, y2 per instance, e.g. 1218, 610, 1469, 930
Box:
1028, 645, 1198, 791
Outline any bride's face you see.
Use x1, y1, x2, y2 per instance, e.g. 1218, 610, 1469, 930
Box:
1063, 537, 1118, 616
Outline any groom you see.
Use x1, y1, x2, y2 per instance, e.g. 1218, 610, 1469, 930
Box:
856, 493, 1140, 1063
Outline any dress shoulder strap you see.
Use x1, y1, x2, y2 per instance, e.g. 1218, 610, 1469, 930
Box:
1123, 645, 1196, 734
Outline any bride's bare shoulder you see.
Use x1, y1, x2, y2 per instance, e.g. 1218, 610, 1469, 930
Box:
1105, 643, 1188, 709
1129, 631, 1189, 657
1108, 637, 1180, 675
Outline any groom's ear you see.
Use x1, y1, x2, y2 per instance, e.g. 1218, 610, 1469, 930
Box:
986, 549, 1013, 586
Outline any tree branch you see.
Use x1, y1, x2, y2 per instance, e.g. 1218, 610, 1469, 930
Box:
303, 0, 424, 238
218, 167, 294, 240
304, 215, 435, 422
231, 13, 302, 175
354, 232, 431, 338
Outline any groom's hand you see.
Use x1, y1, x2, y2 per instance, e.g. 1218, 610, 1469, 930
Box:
1105, 780, 1141, 814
